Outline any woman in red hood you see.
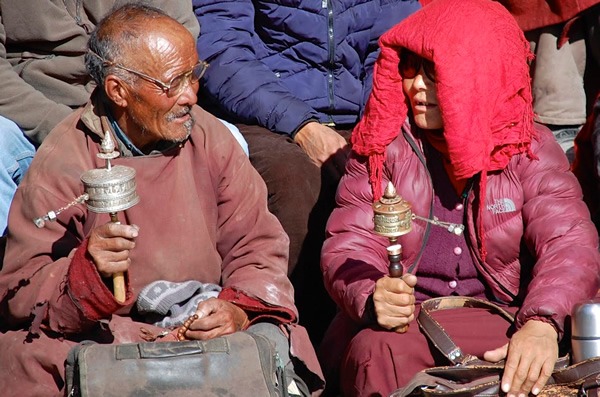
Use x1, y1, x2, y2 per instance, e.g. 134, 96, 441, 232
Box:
319, 0, 600, 396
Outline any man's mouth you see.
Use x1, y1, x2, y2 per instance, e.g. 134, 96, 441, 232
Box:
168, 107, 192, 122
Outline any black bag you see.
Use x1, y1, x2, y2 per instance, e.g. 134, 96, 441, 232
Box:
390, 296, 600, 397
65, 330, 307, 397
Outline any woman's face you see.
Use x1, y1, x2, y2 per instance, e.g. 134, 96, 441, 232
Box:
400, 51, 443, 130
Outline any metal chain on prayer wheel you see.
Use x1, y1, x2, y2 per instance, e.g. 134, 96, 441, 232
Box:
34, 133, 139, 303
372, 181, 413, 278
371, 181, 467, 277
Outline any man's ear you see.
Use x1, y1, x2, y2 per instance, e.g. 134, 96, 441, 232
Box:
104, 75, 129, 107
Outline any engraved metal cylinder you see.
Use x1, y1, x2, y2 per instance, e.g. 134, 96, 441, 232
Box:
372, 182, 413, 240
80, 165, 140, 213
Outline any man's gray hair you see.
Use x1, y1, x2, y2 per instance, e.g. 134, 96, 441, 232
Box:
85, 3, 170, 86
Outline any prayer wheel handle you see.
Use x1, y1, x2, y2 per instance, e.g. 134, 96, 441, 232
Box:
109, 212, 126, 303
80, 133, 139, 303
386, 244, 404, 278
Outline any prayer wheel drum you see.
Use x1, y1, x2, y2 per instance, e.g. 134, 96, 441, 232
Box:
372, 182, 413, 241
80, 165, 140, 214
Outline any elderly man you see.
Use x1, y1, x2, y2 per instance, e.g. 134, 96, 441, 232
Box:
0, 4, 321, 396
0, 1, 198, 237
0, 0, 247, 237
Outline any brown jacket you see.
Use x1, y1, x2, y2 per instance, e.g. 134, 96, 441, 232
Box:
0, 0, 199, 144
0, 98, 323, 395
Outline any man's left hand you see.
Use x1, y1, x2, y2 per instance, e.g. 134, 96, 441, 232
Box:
181, 298, 249, 340
483, 319, 558, 397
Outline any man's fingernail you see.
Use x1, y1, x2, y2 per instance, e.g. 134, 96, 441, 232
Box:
532, 388, 540, 395
502, 384, 510, 393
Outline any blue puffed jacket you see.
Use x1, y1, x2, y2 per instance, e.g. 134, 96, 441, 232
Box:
193, 0, 421, 136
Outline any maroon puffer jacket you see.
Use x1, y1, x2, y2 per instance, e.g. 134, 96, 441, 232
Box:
494, 0, 600, 31
420, 0, 600, 32
322, 122, 600, 337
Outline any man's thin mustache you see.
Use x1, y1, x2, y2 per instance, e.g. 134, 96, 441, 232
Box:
167, 106, 192, 121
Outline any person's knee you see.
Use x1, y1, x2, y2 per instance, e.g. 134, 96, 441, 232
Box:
0, 116, 35, 172
340, 328, 410, 396
265, 153, 321, 206
341, 327, 414, 379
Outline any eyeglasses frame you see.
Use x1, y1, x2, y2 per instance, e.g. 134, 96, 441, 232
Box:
88, 50, 209, 97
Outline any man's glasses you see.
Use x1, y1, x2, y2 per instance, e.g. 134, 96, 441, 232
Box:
88, 50, 209, 98
399, 49, 436, 82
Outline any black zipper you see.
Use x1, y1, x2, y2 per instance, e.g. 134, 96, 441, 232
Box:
325, 0, 335, 124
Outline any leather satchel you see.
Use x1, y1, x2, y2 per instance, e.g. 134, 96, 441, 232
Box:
390, 296, 600, 397
65, 330, 306, 397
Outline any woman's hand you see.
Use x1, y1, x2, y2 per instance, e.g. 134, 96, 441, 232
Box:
372, 273, 418, 333
483, 319, 558, 396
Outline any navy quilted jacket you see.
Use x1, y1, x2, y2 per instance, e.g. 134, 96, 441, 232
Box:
193, 0, 421, 136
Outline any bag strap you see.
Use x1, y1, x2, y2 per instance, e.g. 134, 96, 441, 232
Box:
581, 373, 600, 397
551, 357, 600, 386
417, 297, 600, 387
418, 297, 515, 365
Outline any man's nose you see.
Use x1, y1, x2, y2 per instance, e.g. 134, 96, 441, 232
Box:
177, 80, 199, 106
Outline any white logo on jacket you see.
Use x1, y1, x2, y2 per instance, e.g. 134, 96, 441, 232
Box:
487, 198, 516, 214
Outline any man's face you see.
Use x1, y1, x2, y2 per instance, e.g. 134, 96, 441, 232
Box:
121, 29, 200, 150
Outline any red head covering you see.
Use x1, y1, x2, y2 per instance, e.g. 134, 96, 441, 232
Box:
352, 0, 536, 258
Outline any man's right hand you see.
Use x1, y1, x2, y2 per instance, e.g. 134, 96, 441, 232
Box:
293, 121, 349, 177
87, 222, 139, 278
372, 273, 418, 333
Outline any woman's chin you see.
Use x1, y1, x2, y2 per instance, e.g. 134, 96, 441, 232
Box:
413, 115, 443, 130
